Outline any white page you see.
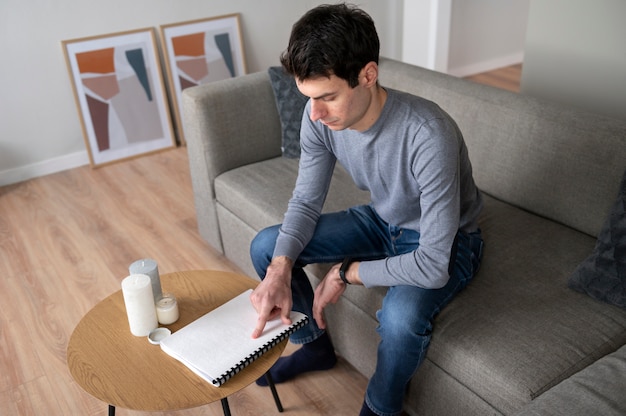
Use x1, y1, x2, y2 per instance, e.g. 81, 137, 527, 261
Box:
160, 289, 308, 386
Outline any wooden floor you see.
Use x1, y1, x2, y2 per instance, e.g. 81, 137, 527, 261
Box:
464, 63, 522, 93
0, 64, 520, 416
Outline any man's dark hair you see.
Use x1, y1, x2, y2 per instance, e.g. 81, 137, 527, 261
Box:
280, 3, 380, 88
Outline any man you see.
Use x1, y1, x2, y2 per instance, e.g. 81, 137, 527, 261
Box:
249, 4, 484, 416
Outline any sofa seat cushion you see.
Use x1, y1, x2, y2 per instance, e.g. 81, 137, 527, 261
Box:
214, 156, 370, 234
512, 344, 626, 416
416, 194, 626, 414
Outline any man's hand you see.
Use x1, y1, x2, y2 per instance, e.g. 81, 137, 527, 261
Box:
313, 261, 361, 329
249, 256, 294, 338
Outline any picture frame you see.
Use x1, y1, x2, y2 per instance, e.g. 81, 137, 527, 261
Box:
160, 14, 247, 144
62, 28, 176, 168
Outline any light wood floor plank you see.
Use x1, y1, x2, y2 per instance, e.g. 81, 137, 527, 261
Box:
464, 63, 522, 92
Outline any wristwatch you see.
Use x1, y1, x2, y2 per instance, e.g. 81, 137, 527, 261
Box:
339, 257, 352, 285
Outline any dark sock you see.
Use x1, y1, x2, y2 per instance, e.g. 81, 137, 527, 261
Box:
256, 332, 337, 386
359, 401, 377, 416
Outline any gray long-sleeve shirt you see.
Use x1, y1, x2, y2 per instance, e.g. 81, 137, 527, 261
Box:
273, 88, 483, 289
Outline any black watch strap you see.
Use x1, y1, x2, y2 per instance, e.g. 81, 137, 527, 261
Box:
339, 257, 352, 285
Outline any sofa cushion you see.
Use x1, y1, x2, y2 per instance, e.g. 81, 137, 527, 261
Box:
268, 67, 308, 159
512, 344, 626, 416
568, 169, 626, 309
412, 194, 626, 414
214, 157, 370, 233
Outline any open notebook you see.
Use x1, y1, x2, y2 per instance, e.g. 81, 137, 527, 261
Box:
160, 289, 308, 387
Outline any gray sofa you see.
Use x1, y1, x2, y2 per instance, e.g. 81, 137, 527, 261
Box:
182, 58, 626, 415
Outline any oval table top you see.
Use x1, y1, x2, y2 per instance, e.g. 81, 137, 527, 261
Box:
67, 269, 286, 411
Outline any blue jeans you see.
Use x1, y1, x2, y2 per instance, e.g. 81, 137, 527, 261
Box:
250, 205, 484, 416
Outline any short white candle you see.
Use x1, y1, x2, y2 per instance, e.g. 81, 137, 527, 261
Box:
129, 259, 162, 302
121, 274, 158, 336
156, 293, 179, 325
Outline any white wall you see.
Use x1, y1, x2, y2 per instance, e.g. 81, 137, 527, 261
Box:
447, 0, 529, 77
0, 0, 401, 186
399, 0, 529, 76
401, 0, 451, 72
521, 0, 626, 119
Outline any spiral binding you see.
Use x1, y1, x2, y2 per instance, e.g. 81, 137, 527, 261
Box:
211, 316, 309, 386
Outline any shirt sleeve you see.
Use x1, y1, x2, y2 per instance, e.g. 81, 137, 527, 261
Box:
273, 108, 337, 261
359, 117, 462, 289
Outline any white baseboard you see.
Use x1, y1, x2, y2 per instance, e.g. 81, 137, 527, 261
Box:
447, 52, 524, 78
0, 151, 90, 187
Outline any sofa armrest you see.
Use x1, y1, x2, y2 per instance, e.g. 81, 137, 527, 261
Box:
182, 71, 283, 252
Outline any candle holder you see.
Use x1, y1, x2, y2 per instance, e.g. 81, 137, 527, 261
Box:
156, 293, 179, 325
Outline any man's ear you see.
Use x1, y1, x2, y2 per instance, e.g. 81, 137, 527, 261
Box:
361, 61, 379, 87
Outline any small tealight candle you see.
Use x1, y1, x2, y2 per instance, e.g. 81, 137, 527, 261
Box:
129, 259, 162, 302
156, 293, 179, 325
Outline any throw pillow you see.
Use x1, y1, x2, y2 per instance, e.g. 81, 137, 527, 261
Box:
268, 66, 308, 159
568, 169, 626, 309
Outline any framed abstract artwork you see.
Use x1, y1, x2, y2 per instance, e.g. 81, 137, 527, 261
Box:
160, 14, 247, 144
63, 28, 175, 167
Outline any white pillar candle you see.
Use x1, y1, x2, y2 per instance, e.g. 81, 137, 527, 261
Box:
156, 293, 179, 325
121, 274, 158, 336
129, 259, 162, 302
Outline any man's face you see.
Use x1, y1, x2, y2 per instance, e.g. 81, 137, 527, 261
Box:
296, 70, 374, 132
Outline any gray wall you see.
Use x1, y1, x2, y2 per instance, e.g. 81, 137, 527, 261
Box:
521, 0, 626, 119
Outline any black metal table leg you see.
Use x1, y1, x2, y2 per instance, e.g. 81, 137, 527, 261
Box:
265, 371, 284, 412
105, 375, 280, 416
221, 397, 232, 416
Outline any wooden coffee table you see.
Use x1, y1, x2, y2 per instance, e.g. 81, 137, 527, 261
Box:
67, 270, 286, 415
